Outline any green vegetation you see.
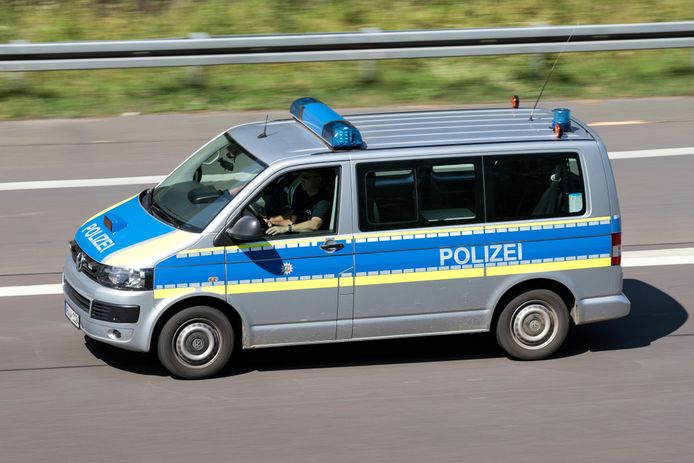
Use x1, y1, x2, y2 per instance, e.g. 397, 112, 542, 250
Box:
1, 0, 693, 119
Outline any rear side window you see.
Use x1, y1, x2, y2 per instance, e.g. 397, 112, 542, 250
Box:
358, 157, 482, 231
364, 169, 417, 225
484, 152, 586, 222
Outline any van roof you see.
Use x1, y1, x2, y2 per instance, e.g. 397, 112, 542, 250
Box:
229, 107, 595, 165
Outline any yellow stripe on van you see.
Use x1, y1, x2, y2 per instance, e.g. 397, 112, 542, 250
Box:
153, 259, 609, 299
485, 216, 610, 230
153, 285, 226, 299
104, 229, 196, 267
179, 235, 354, 257
486, 257, 611, 276
229, 234, 353, 250
177, 246, 224, 256
354, 267, 484, 287
356, 226, 483, 240
153, 287, 197, 299
82, 194, 138, 226
226, 277, 339, 294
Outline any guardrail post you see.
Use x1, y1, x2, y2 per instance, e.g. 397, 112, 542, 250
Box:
186, 33, 209, 86
359, 28, 380, 82
7, 40, 29, 89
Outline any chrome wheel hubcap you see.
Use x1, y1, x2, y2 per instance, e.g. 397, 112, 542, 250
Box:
174, 320, 221, 367
511, 301, 558, 350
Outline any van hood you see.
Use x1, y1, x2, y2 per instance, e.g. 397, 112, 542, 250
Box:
74, 194, 198, 268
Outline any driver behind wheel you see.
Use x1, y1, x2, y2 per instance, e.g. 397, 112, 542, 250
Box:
266, 169, 333, 235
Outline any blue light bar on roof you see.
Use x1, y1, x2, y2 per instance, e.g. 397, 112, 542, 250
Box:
552, 108, 572, 131
289, 97, 365, 150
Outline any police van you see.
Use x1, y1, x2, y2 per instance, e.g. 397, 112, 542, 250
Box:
64, 98, 630, 379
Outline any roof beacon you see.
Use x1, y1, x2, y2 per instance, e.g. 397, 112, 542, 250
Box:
552, 108, 572, 132
290, 97, 365, 150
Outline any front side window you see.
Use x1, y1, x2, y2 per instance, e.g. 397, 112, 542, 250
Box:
484, 152, 586, 222
358, 157, 482, 231
149, 133, 265, 232
241, 167, 340, 237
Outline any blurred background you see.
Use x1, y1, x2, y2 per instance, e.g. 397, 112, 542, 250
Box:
0, 0, 692, 119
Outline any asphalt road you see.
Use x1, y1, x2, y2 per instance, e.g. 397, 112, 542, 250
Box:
1, 97, 694, 462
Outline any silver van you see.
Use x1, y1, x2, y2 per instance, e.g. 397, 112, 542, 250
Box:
64, 98, 630, 379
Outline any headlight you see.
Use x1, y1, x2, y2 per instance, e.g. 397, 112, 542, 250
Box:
97, 266, 153, 291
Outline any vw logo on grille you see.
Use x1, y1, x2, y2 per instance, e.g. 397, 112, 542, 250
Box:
75, 252, 86, 272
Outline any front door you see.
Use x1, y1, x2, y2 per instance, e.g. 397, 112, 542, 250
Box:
225, 164, 354, 346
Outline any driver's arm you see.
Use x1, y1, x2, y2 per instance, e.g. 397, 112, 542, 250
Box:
267, 214, 294, 226
266, 217, 322, 236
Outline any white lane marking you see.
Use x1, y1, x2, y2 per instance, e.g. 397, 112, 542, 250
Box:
0, 284, 63, 297
621, 247, 694, 268
589, 120, 648, 127
0, 211, 42, 219
2, 248, 694, 298
0, 176, 165, 191
609, 147, 694, 160
0, 147, 693, 192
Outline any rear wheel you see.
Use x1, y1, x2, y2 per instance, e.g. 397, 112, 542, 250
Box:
495, 289, 569, 360
157, 306, 234, 379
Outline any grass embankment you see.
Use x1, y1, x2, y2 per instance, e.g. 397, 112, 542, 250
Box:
1, 0, 693, 119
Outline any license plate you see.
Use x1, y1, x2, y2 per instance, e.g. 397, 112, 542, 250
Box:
65, 302, 80, 329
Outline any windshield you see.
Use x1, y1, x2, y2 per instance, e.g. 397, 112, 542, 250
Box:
149, 133, 265, 232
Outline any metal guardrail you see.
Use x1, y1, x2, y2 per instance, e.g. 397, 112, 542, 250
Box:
2, 22, 693, 71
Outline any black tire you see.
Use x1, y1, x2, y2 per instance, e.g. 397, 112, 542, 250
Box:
495, 289, 569, 360
157, 306, 234, 379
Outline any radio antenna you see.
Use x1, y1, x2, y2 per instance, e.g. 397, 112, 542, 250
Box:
529, 26, 576, 121
257, 114, 269, 139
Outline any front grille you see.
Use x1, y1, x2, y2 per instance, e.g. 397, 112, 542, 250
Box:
64, 281, 90, 313
91, 300, 140, 323
70, 241, 100, 282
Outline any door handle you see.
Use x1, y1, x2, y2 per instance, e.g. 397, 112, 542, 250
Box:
320, 239, 344, 253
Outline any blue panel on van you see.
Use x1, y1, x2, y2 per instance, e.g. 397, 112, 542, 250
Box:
75, 195, 174, 263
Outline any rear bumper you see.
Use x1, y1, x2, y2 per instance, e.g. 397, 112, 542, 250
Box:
572, 293, 630, 325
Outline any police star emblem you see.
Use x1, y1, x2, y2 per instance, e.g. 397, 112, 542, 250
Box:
281, 261, 294, 275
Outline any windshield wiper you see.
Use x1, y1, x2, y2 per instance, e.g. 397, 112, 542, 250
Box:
150, 199, 200, 232
150, 200, 179, 227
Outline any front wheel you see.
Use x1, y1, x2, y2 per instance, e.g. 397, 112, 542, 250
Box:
495, 289, 569, 360
157, 306, 234, 379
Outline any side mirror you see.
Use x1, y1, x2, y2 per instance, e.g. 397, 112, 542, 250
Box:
226, 215, 265, 241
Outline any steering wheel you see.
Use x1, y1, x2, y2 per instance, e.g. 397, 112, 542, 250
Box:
246, 203, 268, 231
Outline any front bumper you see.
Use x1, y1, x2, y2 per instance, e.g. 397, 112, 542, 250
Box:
62, 255, 155, 352
571, 293, 631, 325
